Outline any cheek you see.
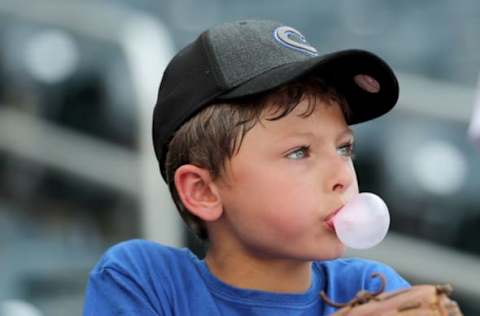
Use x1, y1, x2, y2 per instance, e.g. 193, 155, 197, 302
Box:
223, 163, 321, 237
256, 181, 318, 235
348, 161, 360, 194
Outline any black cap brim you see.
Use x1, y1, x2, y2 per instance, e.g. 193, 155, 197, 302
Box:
217, 49, 399, 125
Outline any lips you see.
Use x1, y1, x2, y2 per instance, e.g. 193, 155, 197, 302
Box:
324, 206, 343, 231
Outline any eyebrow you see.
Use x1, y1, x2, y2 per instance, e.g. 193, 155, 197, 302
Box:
336, 128, 354, 142
279, 128, 354, 143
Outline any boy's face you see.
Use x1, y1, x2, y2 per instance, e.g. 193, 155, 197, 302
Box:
214, 97, 358, 261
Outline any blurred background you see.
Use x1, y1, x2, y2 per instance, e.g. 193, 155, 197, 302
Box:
0, 0, 479, 315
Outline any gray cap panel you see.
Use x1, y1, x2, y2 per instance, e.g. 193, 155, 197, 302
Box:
208, 20, 314, 87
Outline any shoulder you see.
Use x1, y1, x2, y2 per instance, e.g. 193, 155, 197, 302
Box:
89, 239, 196, 292
84, 240, 198, 315
314, 257, 410, 293
94, 239, 190, 271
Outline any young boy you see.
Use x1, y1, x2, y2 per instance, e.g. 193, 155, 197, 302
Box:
83, 20, 410, 315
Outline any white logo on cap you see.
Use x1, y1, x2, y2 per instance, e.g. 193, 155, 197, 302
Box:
354, 74, 381, 93
273, 26, 318, 56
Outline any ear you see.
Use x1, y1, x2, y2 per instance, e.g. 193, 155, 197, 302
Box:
174, 164, 223, 222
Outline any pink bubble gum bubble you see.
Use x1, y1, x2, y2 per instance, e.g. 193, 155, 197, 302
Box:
332, 193, 390, 249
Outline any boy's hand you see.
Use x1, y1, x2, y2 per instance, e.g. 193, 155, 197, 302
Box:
321, 273, 463, 315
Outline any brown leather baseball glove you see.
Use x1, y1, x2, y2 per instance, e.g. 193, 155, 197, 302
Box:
321, 273, 463, 315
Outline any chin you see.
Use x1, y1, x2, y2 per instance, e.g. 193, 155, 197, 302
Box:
333, 244, 346, 258
315, 242, 345, 261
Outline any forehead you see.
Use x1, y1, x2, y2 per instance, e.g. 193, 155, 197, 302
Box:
219, 98, 352, 181
258, 96, 350, 135
260, 86, 349, 119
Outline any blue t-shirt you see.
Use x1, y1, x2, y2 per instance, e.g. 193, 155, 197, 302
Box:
83, 239, 410, 315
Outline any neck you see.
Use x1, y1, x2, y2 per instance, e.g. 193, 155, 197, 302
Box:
204, 244, 313, 293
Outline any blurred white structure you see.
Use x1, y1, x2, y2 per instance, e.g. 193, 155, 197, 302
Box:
0, 0, 182, 248
0, 2, 181, 314
468, 75, 480, 149
0, 300, 43, 316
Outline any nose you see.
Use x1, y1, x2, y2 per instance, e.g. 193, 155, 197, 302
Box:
332, 183, 344, 192
325, 156, 356, 194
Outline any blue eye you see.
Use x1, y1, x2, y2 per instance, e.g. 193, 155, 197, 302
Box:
286, 146, 310, 160
337, 142, 355, 158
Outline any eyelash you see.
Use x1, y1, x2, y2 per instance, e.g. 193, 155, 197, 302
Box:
337, 142, 355, 159
286, 146, 311, 160
286, 142, 356, 160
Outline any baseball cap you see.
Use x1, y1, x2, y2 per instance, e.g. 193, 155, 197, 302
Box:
153, 19, 399, 181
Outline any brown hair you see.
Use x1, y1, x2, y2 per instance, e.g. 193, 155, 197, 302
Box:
165, 75, 350, 240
